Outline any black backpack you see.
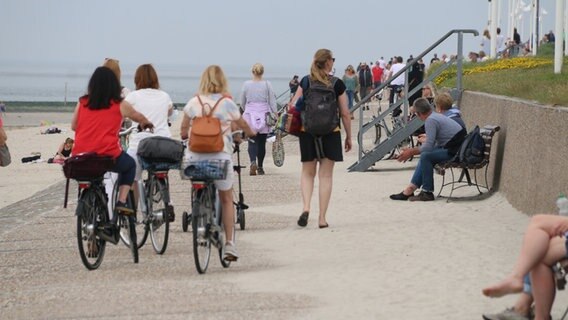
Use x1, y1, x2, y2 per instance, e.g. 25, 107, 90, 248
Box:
457, 125, 485, 164
302, 77, 339, 136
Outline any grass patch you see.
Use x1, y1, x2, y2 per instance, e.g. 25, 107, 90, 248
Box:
433, 44, 568, 106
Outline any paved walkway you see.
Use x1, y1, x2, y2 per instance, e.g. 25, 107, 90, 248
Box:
1, 107, 567, 319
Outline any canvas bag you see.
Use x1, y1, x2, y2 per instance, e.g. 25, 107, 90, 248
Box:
272, 131, 285, 167
302, 77, 339, 136
190, 95, 225, 153
0, 144, 11, 167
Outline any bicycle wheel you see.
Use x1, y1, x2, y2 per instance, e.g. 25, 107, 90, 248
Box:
148, 178, 170, 254
182, 211, 189, 232
76, 190, 107, 270
236, 207, 245, 231
115, 181, 148, 249
192, 189, 211, 274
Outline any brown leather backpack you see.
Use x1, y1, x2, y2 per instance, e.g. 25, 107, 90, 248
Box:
190, 95, 225, 153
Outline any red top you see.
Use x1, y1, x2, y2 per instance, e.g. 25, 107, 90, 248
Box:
372, 66, 383, 83
72, 97, 123, 158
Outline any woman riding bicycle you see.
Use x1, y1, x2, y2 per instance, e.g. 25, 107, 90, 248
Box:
71, 66, 154, 217
124, 64, 174, 219
180, 65, 256, 262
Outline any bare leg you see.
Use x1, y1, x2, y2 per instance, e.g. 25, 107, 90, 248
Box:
317, 159, 335, 226
301, 161, 317, 213
219, 189, 235, 243
512, 292, 533, 316
531, 236, 566, 320
118, 185, 130, 203
483, 214, 566, 297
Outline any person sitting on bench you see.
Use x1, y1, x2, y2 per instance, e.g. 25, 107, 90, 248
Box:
389, 97, 466, 201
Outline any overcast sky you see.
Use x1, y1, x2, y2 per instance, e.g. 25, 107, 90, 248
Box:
0, 0, 556, 72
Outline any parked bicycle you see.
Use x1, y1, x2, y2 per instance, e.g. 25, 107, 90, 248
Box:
362, 92, 415, 161
63, 152, 138, 270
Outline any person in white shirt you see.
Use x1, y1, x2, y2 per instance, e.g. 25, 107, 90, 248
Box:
388, 56, 405, 106
125, 64, 174, 219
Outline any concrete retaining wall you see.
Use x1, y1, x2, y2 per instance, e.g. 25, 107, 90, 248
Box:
460, 91, 568, 215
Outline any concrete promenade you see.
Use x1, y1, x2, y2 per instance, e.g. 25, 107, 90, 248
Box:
0, 109, 567, 319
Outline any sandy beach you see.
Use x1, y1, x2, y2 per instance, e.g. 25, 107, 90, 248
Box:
0, 110, 566, 319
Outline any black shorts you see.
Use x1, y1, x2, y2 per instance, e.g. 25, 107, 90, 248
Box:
299, 131, 343, 162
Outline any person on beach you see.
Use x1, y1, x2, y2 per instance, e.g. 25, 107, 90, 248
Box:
358, 62, 372, 110
389, 98, 465, 201
342, 65, 359, 119
124, 64, 174, 219
482, 214, 568, 320
181, 65, 256, 261
48, 137, 74, 164
72, 66, 153, 216
288, 48, 352, 228
0, 113, 7, 164
240, 63, 277, 176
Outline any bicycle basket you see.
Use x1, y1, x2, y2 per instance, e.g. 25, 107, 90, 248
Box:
182, 159, 229, 181
139, 156, 181, 171
63, 152, 115, 180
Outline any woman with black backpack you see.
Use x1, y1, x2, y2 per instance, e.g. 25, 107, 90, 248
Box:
288, 48, 352, 229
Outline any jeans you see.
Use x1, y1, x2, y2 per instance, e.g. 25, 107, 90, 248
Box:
110, 151, 136, 187
248, 133, 268, 168
410, 148, 452, 192
346, 90, 354, 109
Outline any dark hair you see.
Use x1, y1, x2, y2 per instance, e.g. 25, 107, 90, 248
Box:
83, 67, 123, 110
134, 64, 160, 90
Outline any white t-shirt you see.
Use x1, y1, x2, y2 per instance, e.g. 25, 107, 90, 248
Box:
390, 63, 405, 86
125, 88, 173, 149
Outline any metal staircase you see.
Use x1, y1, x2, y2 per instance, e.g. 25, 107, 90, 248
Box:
348, 29, 478, 172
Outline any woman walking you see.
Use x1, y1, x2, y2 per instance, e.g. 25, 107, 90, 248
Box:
342, 65, 358, 119
289, 49, 352, 228
240, 63, 277, 175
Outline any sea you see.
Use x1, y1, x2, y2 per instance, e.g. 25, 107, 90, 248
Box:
0, 62, 304, 108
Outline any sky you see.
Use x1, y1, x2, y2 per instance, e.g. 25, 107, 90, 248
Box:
0, 0, 557, 74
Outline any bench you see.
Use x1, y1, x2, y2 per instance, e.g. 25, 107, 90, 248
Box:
435, 125, 500, 201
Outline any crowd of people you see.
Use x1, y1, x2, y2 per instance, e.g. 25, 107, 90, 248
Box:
2, 42, 566, 318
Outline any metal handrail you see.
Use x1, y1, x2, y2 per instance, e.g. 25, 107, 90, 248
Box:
351, 29, 478, 164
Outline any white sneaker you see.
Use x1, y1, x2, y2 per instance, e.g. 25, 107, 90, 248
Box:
223, 241, 239, 261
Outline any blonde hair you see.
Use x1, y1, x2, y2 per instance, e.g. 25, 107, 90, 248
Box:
198, 65, 229, 95
251, 63, 264, 76
434, 92, 453, 111
102, 58, 121, 82
310, 48, 333, 86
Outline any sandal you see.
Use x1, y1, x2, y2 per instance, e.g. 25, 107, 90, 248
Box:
297, 211, 309, 227
318, 223, 329, 229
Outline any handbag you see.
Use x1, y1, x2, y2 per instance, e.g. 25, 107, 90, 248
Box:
0, 144, 11, 167
265, 112, 277, 127
283, 107, 302, 136
272, 131, 285, 167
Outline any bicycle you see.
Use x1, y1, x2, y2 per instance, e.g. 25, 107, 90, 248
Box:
63, 152, 138, 270
362, 86, 415, 161
113, 127, 178, 255
182, 132, 249, 231
182, 159, 234, 274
